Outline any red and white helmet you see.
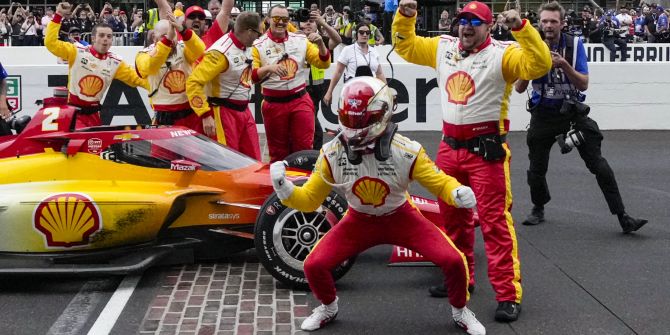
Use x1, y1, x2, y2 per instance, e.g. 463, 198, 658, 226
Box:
337, 77, 394, 150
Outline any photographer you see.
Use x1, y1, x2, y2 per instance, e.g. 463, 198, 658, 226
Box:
599, 10, 627, 61
515, 1, 647, 234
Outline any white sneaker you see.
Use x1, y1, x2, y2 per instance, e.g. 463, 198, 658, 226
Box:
300, 297, 339, 331
452, 306, 486, 335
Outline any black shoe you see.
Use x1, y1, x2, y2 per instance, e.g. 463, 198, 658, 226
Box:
495, 301, 521, 322
618, 213, 648, 234
522, 206, 545, 226
428, 284, 475, 298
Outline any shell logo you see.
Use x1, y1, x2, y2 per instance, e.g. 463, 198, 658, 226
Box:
353, 177, 390, 208
78, 75, 104, 97
279, 57, 298, 80
446, 71, 476, 105
240, 67, 253, 89
469, 3, 478, 9
191, 96, 204, 109
33, 193, 102, 248
163, 70, 186, 94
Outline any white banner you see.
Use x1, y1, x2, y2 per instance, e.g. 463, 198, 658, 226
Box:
2, 44, 670, 130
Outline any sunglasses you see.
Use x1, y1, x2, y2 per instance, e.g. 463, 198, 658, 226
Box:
272, 16, 290, 23
357, 30, 371, 35
459, 17, 484, 26
188, 14, 206, 20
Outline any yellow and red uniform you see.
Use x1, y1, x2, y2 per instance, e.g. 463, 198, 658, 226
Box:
393, 10, 551, 304
186, 32, 261, 160
136, 29, 205, 131
45, 13, 149, 128
251, 30, 330, 162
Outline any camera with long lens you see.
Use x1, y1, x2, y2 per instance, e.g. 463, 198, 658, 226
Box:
294, 8, 311, 22
555, 128, 585, 154
559, 95, 590, 116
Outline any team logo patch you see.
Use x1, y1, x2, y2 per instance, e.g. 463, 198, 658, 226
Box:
163, 70, 186, 94
446, 71, 475, 105
278, 57, 298, 80
78, 75, 104, 97
240, 67, 253, 89
352, 177, 390, 208
348, 99, 362, 109
191, 96, 204, 108
33, 193, 102, 248
87, 138, 103, 154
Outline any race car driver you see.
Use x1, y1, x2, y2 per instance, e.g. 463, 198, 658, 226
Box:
135, 14, 205, 131
251, 4, 331, 162
46, 2, 149, 128
392, 0, 552, 322
269, 77, 485, 335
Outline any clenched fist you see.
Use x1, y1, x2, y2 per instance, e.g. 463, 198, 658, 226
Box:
500, 9, 522, 30
398, 0, 417, 17
270, 161, 295, 200
452, 185, 477, 209
56, 2, 72, 17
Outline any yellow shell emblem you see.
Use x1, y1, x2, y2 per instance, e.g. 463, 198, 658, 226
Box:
78, 75, 104, 97
33, 193, 102, 248
279, 57, 298, 80
353, 177, 390, 208
446, 71, 475, 105
240, 67, 253, 89
163, 70, 186, 94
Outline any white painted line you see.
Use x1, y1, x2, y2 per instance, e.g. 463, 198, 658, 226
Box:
87, 274, 143, 335
47, 279, 116, 335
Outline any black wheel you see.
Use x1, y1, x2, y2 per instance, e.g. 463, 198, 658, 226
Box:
283, 150, 320, 171
254, 190, 354, 289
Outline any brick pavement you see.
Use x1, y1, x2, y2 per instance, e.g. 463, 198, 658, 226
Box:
139, 252, 311, 335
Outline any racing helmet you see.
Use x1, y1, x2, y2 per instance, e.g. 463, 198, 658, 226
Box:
337, 77, 394, 150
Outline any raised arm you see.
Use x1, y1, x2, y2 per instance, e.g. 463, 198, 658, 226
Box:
305, 34, 330, 69
45, 3, 77, 64
501, 10, 552, 82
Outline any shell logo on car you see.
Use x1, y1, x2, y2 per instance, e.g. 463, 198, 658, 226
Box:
33, 193, 103, 248
163, 70, 186, 94
446, 71, 475, 105
78, 75, 105, 97
353, 177, 390, 207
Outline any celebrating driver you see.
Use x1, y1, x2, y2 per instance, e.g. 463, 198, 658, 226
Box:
269, 77, 486, 335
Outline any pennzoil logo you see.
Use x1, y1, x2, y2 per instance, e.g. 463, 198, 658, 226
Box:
78, 75, 104, 97
240, 67, 253, 88
33, 193, 102, 248
278, 57, 298, 80
353, 177, 390, 207
446, 71, 475, 105
163, 70, 186, 94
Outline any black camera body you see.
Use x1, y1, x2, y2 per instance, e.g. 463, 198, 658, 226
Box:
555, 128, 585, 154
559, 95, 590, 116
294, 8, 311, 22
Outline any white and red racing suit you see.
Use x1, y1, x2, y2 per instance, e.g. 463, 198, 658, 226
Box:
393, 12, 551, 304
251, 30, 330, 162
282, 134, 470, 309
45, 13, 149, 128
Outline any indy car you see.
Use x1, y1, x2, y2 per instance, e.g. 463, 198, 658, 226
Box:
0, 88, 454, 288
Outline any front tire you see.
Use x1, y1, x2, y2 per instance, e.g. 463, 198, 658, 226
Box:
254, 191, 354, 289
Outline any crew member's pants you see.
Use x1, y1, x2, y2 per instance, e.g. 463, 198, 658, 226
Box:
306, 83, 324, 149
603, 36, 628, 61
213, 105, 261, 161
261, 93, 315, 163
436, 140, 522, 304
526, 112, 625, 215
155, 110, 204, 135
304, 202, 470, 308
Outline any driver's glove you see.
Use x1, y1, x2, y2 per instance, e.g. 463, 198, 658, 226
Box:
452, 185, 476, 208
270, 161, 295, 200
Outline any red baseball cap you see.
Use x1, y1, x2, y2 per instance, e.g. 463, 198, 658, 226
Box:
458, 1, 493, 24
184, 6, 205, 18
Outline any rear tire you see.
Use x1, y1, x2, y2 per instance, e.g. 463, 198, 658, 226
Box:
254, 190, 354, 290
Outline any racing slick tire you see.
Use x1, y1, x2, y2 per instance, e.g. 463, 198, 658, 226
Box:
254, 188, 355, 290
283, 150, 319, 171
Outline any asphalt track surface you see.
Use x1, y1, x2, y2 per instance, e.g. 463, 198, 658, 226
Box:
1, 130, 668, 335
